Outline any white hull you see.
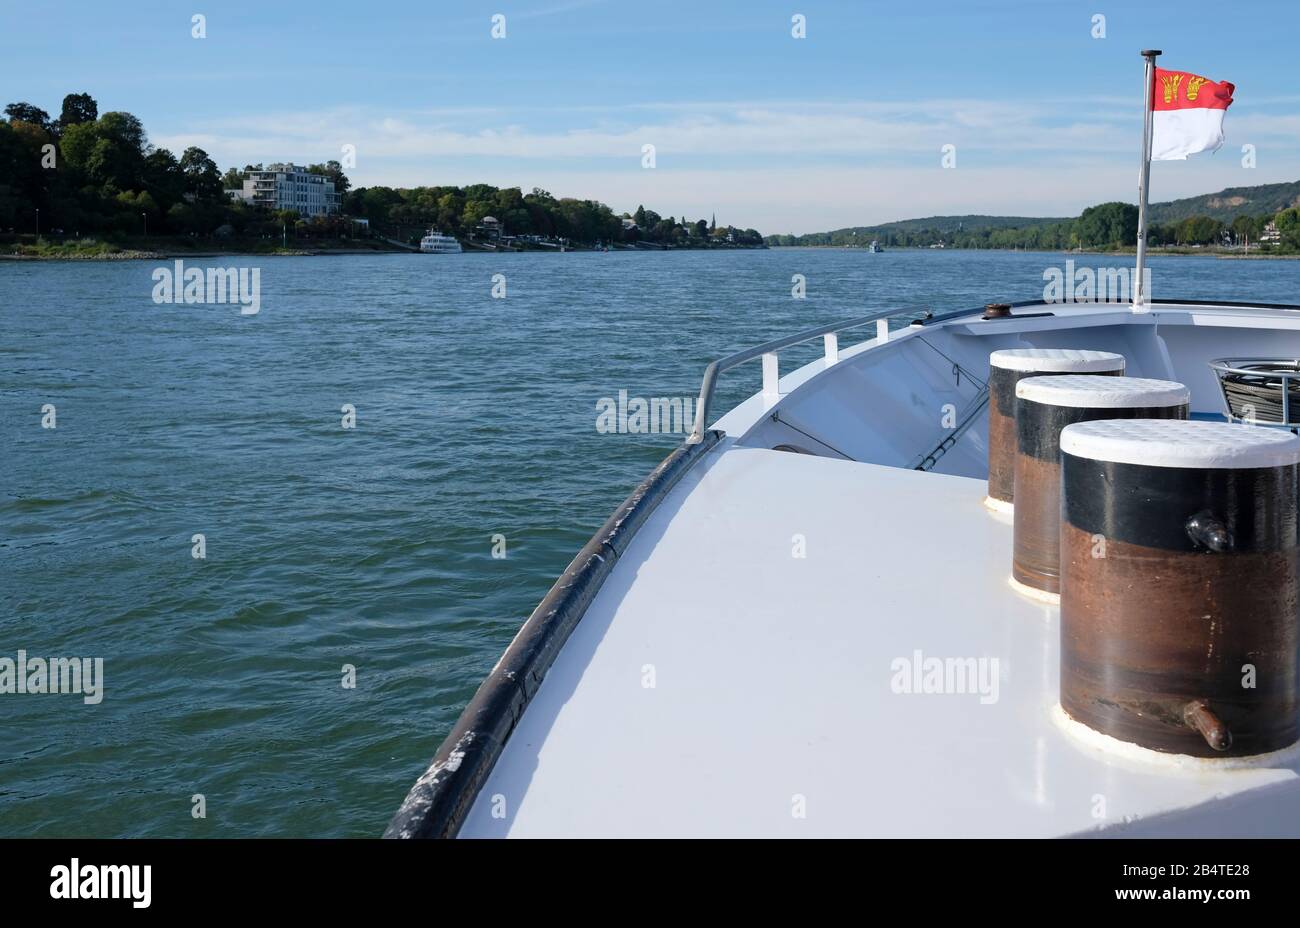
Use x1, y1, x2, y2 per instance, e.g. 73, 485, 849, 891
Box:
389, 297, 1300, 839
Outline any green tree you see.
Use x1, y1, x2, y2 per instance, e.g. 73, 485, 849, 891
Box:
1075, 201, 1138, 249
61, 112, 148, 191
461, 198, 492, 228
1275, 208, 1300, 250
142, 148, 186, 212
58, 93, 98, 129
179, 146, 223, 201
116, 189, 159, 230
0, 118, 48, 229
307, 160, 350, 194
57, 120, 97, 171
97, 112, 147, 157
435, 192, 463, 232
494, 186, 524, 213
1230, 214, 1261, 245
1176, 215, 1222, 245
4, 102, 53, 132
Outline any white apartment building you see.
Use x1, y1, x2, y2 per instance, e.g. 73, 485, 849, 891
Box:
228, 163, 340, 217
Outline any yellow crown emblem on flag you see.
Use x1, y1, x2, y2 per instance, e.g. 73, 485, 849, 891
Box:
1186, 76, 1208, 100
1160, 73, 1183, 104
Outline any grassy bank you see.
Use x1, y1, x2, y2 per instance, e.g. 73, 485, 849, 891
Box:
3, 234, 411, 260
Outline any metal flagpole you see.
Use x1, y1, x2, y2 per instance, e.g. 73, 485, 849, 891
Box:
1133, 49, 1161, 308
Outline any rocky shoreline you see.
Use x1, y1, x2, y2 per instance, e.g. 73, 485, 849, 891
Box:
1, 248, 357, 261
3, 249, 164, 261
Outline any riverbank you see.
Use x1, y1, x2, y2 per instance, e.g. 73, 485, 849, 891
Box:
4, 236, 770, 260
1072, 245, 1298, 259
1, 248, 401, 261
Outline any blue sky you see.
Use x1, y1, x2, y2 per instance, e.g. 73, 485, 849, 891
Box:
3, 0, 1297, 233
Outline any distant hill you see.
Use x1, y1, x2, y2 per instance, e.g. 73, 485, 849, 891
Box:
805, 215, 1070, 240
1147, 180, 1300, 223
874, 214, 1068, 232
771, 181, 1300, 244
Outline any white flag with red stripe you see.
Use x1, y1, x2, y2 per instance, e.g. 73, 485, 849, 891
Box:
1151, 68, 1234, 161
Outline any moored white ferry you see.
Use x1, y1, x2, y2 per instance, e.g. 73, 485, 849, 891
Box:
419, 230, 462, 253
388, 294, 1300, 838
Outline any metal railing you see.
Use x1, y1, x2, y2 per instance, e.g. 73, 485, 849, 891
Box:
687, 306, 927, 443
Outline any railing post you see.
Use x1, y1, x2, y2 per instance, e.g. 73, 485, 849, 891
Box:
762, 352, 779, 398
688, 306, 916, 443
823, 333, 838, 366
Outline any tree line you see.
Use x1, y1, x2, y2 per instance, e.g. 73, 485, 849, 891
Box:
345, 184, 763, 247
0, 93, 358, 242
1, 91, 761, 249
1062, 201, 1297, 251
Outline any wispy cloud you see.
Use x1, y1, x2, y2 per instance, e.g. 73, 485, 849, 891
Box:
152, 99, 1300, 234
157, 98, 1142, 162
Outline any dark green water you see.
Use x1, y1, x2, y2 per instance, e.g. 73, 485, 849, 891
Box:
3, 249, 1298, 836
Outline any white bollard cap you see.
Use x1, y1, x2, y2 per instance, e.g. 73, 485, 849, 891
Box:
1017, 375, 1189, 409
990, 348, 1125, 373
1061, 419, 1300, 469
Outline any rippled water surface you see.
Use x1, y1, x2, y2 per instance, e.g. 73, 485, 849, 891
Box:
3, 248, 1299, 836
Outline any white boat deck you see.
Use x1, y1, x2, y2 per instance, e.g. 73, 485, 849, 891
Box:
461, 444, 1300, 837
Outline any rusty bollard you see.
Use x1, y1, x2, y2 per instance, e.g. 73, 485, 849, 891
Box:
1060, 419, 1300, 757
1012, 376, 1188, 600
986, 349, 1125, 513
